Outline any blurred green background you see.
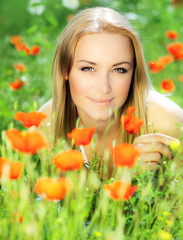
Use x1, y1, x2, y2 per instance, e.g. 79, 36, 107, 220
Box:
0, 0, 183, 137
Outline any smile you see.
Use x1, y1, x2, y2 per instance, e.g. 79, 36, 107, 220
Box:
88, 97, 113, 106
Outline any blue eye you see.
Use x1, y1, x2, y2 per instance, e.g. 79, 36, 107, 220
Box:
81, 67, 94, 72
113, 68, 127, 73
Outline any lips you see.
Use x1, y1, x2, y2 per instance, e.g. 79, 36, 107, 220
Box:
88, 97, 113, 106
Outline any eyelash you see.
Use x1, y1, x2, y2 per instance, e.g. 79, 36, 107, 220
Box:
81, 67, 127, 73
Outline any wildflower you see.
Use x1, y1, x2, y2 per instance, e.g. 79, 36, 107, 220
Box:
158, 55, 174, 65
160, 79, 175, 92
14, 111, 47, 128
11, 190, 22, 199
67, 14, 75, 21
12, 211, 23, 223
93, 231, 101, 237
31, 45, 40, 55
10, 35, 22, 45
167, 42, 183, 56
111, 143, 140, 168
158, 230, 172, 240
35, 177, 72, 201
9, 78, 24, 90
169, 139, 181, 152
104, 180, 138, 201
6, 129, 48, 155
53, 150, 84, 171
179, 75, 183, 82
13, 63, 26, 72
175, 51, 183, 60
22, 44, 30, 55
166, 30, 178, 40
121, 106, 144, 135
148, 60, 164, 73
0, 157, 24, 179
15, 42, 24, 51
67, 128, 95, 146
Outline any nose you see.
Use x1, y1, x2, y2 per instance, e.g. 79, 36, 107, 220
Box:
95, 72, 112, 94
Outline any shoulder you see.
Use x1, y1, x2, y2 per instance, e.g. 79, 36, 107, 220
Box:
38, 99, 53, 139
38, 98, 53, 124
146, 89, 183, 138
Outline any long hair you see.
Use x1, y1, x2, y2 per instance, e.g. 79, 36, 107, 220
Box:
52, 7, 152, 143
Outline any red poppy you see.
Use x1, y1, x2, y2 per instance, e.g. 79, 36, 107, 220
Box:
10, 35, 22, 45
148, 60, 164, 73
31, 45, 40, 55
167, 42, 183, 56
53, 150, 85, 171
9, 78, 24, 90
111, 143, 140, 168
35, 177, 72, 201
104, 180, 138, 201
0, 157, 24, 179
166, 30, 178, 40
160, 79, 175, 92
12, 211, 23, 223
13, 63, 26, 72
15, 42, 24, 51
22, 45, 30, 55
67, 128, 95, 146
6, 129, 48, 155
179, 75, 183, 82
174, 51, 183, 60
14, 111, 47, 128
158, 55, 174, 65
121, 106, 144, 135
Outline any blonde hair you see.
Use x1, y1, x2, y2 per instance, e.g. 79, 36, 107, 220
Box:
52, 7, 152, 143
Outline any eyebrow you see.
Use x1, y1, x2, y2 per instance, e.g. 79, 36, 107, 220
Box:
77, 60, 132, 66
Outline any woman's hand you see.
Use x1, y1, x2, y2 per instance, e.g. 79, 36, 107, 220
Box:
132, 133, 180, 172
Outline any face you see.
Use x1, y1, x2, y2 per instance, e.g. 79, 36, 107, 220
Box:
68, 32, 134, 124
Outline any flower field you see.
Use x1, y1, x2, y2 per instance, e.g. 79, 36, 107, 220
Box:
0, 0, 183, 239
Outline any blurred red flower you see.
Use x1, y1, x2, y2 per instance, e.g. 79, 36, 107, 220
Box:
158, 55, 174, 65
6, 129, 48, 155
12, 211, 23, 223
167, 42, 183, 56
9, 78, 24, 90
22, 45, 30, 55
104, 180, 138, 201
14, 111, 47, 128
121, 106, 144, 135
35, 177, 72, 201
166, 30, 178, 40
111, 143, 140, 168
53, 150, 85, 171
68, 128, 95, 146
31, 45, 40, 55
10, 35, 22, 45
0, 157, 24, 179
13, 63, 26, 72
179, 75, 183, 82
160, 79, 175, 92
148, 60, 164, 73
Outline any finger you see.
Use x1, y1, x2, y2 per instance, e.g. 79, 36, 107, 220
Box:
135, 162, 159, 173
137, 152, 161, 164
134, 143, 172, 159
133, 133, 180, 147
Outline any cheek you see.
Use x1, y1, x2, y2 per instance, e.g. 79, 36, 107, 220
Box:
115, 78, 132, 96
69, 75, 89, 98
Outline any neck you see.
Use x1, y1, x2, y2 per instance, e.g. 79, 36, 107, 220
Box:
79, 113, 121, 143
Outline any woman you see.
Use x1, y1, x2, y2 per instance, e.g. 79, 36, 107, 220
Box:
39, 7, 183, 177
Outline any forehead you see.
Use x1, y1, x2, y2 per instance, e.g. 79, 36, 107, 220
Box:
74, 32, 134, 62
